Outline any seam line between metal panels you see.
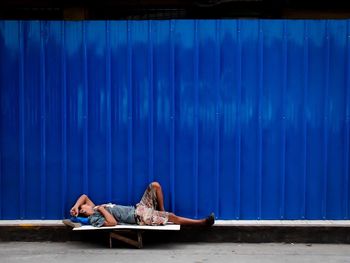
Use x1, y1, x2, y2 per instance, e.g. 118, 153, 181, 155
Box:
257, 20, 263, 220
127, 20, 133, 204
106, 20, 112, 201
169, 20, 176, 213
235, 20, 242, 220
344, 20, 350, 219
280, 20, 287, 220
19, 21, 25, 219
0, 21, 2, 219
194, 20, 199, 219
61, 21, 67, 219
148, 20, 154, 183
215, 19, 221, 219
302, 21, 309, 219
323, 21, 330, 219
82, 21, 89, 194
40, 21, 47, 219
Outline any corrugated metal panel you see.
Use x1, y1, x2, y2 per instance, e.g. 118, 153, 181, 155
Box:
0, 20, 349, 220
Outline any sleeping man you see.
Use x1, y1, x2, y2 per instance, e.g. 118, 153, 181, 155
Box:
66, 182, 215, 227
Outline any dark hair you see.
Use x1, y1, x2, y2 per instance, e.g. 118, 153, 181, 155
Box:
78, 212, 88, 218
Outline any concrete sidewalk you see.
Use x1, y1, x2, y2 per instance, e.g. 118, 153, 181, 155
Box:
1, 242, 350, 263
1, 220, 350, 244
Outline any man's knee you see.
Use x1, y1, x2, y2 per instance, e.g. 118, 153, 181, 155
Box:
168, 212, 175, 218
168, 213, 179, 223
151, 181, 161, 189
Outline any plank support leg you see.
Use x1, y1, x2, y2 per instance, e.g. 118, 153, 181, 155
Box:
109, 230, 143, 248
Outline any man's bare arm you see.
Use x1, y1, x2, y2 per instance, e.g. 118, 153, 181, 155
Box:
70, 194, 96, 216
96, 206, 117, 226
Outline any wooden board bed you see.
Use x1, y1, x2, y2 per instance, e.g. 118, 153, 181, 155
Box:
73, 224, 181, 248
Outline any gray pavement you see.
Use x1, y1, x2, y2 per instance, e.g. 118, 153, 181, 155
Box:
1, 242, 350, 263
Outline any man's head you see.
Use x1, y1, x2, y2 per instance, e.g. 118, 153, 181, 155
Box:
79, 204, 94, 216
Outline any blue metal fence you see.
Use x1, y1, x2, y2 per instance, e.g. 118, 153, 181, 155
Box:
0, 20, 349, 220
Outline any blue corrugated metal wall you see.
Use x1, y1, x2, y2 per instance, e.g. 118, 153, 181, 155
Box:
0, 20, 349, 220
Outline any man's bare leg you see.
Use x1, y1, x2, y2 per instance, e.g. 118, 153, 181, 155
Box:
151, 181, 165, 211
168, 213, 214, 226
150, 182, 215, 226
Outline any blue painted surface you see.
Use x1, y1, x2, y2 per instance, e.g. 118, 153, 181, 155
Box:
0, 20, 349, 220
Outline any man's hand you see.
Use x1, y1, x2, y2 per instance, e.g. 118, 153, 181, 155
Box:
70, 206, 79, 217
69, 194, 96, 217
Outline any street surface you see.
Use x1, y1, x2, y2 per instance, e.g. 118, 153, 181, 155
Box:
0, 242, 350, 263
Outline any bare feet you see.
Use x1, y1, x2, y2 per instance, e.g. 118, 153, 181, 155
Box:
205, 213, 215, 226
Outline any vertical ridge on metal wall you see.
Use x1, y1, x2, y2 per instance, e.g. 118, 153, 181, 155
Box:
193, 20, 199, 218
1, 21, 4, 219
169, 20, 176, 213
0, 136, 1, 219
0, 102, 1, 220
40, 21, 46, 219
302, 21, 309, 219
280, 20, 287, 219
214, 19, 221, 219
18, 21, 25, 219
127, 20, 133, 204
148, 20, 154, 183
0, 79, 1, 218
82, 21, 89, 194
106, 21, 112, 201
235, 20, 242, 220
323, 21, 330, 219
257, 20, 263, 220
345, 20, 350, 219
61, 21, 67, 218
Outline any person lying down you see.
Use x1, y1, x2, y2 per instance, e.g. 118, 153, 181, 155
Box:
63, 182, 215, 228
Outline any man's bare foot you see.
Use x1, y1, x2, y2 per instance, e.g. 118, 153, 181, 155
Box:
205, 213, 215, 226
